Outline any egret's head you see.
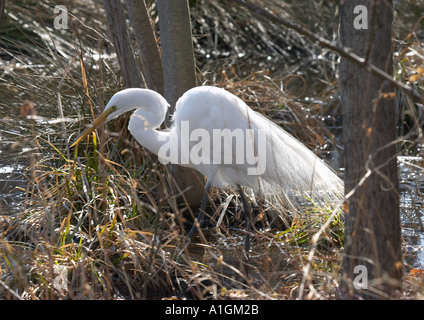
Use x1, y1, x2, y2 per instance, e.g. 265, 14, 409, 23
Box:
102, 89, 135, 121
71, 88, 169, 147
70, 91, 135, 148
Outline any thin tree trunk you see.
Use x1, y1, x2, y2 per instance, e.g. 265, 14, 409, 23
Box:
156, 0, 204, 208
125, 0, 164, 94
156, 0, 197, 125
103, 0, 145, 88
340, 0, 402, 299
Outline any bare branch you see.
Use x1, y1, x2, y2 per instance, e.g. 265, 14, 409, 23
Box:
231, 0, 423, 104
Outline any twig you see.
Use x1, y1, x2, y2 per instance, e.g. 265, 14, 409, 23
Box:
297, 201, 343, 299
231, 0, 423, 104
56, 51, 81, 160
0, 278, 23, 300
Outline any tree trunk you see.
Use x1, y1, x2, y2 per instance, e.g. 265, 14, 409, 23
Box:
156, 0, 204, 208
340, 0, 402, 299
103, 0, 145, 88
125, 0, 164, 94
156, 0, 197, 125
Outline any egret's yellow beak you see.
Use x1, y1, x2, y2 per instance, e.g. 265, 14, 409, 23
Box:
70, 108, 113, 147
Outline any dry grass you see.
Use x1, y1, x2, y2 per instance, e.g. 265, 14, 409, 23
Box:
0, 0, 423, 300
0, 72, 344, 299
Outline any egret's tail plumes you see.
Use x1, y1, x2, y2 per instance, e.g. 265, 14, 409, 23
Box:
254, 110, 343, 206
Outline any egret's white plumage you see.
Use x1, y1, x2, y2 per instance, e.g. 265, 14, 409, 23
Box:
72, 86, 343, 249
93, 86, 342, 200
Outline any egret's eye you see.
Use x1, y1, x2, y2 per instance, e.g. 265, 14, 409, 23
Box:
108, 105, 118, 113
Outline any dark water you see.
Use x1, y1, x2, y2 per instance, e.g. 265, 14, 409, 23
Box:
399, 156, 424, 269
0, 124, 30, 214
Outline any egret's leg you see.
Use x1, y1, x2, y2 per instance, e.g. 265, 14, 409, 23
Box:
178, 181, 212, 256
186, 180, 212, 241
237, 184, 252, 255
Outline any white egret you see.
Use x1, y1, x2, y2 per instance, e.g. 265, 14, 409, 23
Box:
72, 86, 343, 252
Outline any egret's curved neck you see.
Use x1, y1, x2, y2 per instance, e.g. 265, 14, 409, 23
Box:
107, 88, 170, 157
106, 88, 168, 127
128, 110, 170, 157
